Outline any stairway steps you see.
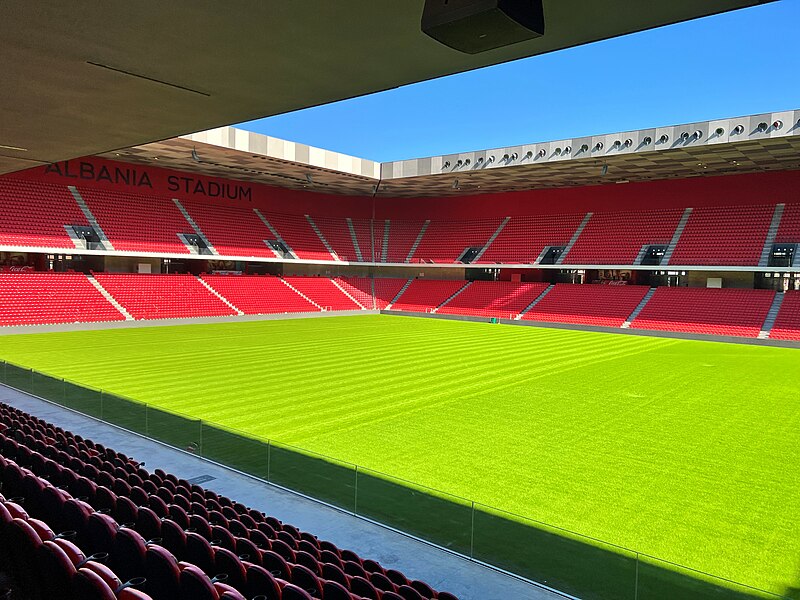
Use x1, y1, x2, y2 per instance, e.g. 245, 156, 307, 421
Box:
434, 281, 472, 313
346, 218, 364, 262
173, 199, 217, 255
662, 207, 693, 266
86, 274, 133, 320
759, 204, 786, 267
330, 278, 367, 309
386, 279, 413, 310
381, 220, 390, 263
758, 292, 785, 339
405, 220, 430, 263
517, 284, 554, 318
556, 213, 592, 265
68, 186, 114, 250
253, 209, 298, 259
472, 217, 509, 262
622, 287, 657, 328
197, 276, 243, 315
305, 215, 338, 260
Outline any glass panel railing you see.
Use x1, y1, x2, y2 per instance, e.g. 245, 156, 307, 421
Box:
355, 468, 473, 556
101, 392, 147, 434
145, 406, 202, 453
30, 371, 64, 404
269, 442, 356, 512
201, 423, 269, 480
5, 363, 32, 394
471, 504, 638, 600
63, 380, 103, 417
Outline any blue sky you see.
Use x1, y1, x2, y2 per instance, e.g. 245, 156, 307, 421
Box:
239, 1, 799, 162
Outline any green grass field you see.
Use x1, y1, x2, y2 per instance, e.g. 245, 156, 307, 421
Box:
0, 315, 798, 597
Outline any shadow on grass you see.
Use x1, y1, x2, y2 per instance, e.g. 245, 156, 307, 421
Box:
0, 362, 789, 600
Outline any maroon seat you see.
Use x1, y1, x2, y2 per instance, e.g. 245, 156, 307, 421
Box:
245, 564, 282, 600
179, 564, 219, 600
143, 545, 181, 600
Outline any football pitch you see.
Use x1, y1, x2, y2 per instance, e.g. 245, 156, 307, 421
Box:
0, 315, 798, 597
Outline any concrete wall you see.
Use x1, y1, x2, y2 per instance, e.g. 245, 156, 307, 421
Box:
281, 263, 467, 280
687, 271, 755, 288
104, 256, 161, 273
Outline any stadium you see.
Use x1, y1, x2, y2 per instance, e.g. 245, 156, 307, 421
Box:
0, 2, 798, 600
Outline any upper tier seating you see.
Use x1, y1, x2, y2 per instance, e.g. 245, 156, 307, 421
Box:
775, 203, 800, 244
668, 205, 774, 266
438, 281, 550, 319
80, 189, 193, 255
769, 291, 800, 340
265, 213, 333, 262
384, 221, 426, 263
93, 274, 236, 320
0, 272, 124, 326
411, 219, 502, 263
389, 279, 468, 313
351, 220, 377, 263
0, 179, 88, 249
522, 284, 650, 328
201, 275, 319, 315
477, 213, 586, 264
311, 217, 364, 262
179, 201, 275, 258
630, 287, 775, 337
0, 402, 458, 600
563, 209, 683, 265
282, 276, 364, 311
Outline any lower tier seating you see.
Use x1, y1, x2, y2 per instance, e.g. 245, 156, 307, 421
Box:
522, 284, 650, 328
388, 280, 468, 313
0, 272, 124, 326
438, 281, 550, 319
283, 277, 363, 311
201, 275, 319, 315
630, 287, 775, 337
769, 291, 800, 340
0, 402, 458, 600
93, 274, 236, 320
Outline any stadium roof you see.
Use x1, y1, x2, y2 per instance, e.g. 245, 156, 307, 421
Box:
103, 108, 800, 197
0, 1, 774, 177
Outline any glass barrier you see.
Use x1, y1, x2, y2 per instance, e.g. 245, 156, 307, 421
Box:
269, 441, 356, 512
201, 423, 269, 480
356, 468, 473, 557
0, 360, 791, 600
101, 392, 147, 435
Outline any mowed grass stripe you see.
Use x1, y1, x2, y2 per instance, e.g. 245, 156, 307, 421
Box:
0, 315, 798, 595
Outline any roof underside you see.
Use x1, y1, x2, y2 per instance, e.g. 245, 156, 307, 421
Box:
0, 0, 773, 176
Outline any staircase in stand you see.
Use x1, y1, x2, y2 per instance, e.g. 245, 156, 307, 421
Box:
173, 199, 218, 255
330, 278, 367, 310
622, 287, 657, 328
661, 207, 693, 266
196, 276, 243, 315
517, 284, 554, 319
306, 215, 338, 261
346, 218, 364, 262
386, 279, 413, 310
472, 217, 509, 262
68, 186, 114, 250
758, 292, 785, 339
758, 203, 786, 267
433, 281, 472, 314
253, 209, 298, 259
555, 213, 592, 265
405, 220, 430, 263
86, 274, 133, 320
381, 220, 390, 263
280, 278, 322, 310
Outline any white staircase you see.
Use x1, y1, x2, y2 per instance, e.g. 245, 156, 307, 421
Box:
253, 209, 298, 259
433, 281, 472, 314
661, 207, 693, 266
758, 204, 785, 267
517, 284, 554, 319
386, 279, 413, 310
555, 213, 592, 265
346, 218, 364, 262
381, 220, 390, 263
87, 274, 133, 320
622, 287, 657, 328
68, 186, 114, 250
330, 278, 367, 310
173, 199, 218, 255
758, 292, 785, 339
196, 276, 243, 315
280, 278, 322, 310
305, 215, 338, 261
472, 217, 509, 262
405, 220, 430, 263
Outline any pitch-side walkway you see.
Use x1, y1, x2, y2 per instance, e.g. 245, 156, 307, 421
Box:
0, 386, 568, 600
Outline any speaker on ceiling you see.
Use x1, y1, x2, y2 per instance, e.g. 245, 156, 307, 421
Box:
422, 0, 545, 54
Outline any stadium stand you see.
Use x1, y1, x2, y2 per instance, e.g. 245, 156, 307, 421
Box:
521, 283, 650, 328
438, 281, 550, 319
80, 189, 193, 255
775, 203, 800, 244
477, 213, 586, 264
384, 220, 426, 263
0, 179, 88, 250
630, 287, 775, 337
373, 278, 412, 310
350, 220, 377, 263
668, 205, 774, 266
769, 291, 800, 340
311, 217, 360, 262
0, 401, 458, 600
562, 209, 683, 265
93, 274, 236, 320
179, 201, 276, 258
282, 276, 363, 311
0, 272, 124, 326
333, 277, 376, 309
389, 279, 468, 313
201, 274, 319, 315
265, 213, 334, 262
410, 219, 502, 263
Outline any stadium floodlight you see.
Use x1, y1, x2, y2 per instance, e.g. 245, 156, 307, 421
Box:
624, 139, 632, 147
510, 152, 519, 161
456, 159, 463, 168
452, 178, 460, 189
613, 140, 621, 148
487, 155, 495, 163
442, 161, 451, 169
191, 148, 201, 162
594, 142, 604, 151
680, 132, 690, 141
502, 153, 510, 161
554, 148, 562, 155
464, 158, 471, 166
643, 136, 652, 145
658, 134, 669, 144
580, 144, 589, 153
537, 149, 546, 158
773, 120, 783, 130
525, 151, 533, 159
757, 122, 768, 132
563, 146, 572, 155
732, 125, 744, 134
715, 127, 725, 136
693, 130, 703, 139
